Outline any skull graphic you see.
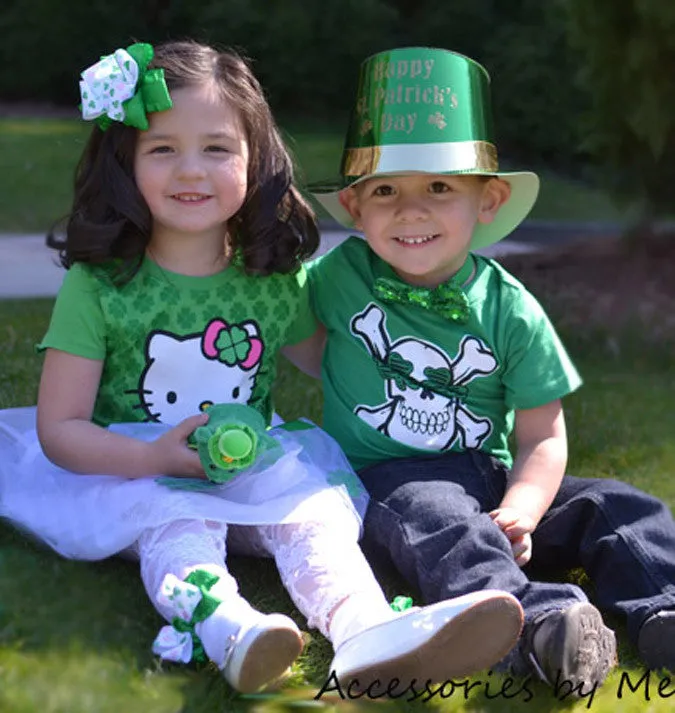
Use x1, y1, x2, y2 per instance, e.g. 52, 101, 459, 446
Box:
351, 303, 497, 451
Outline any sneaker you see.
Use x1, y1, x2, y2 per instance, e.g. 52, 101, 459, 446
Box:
507, 603, 616, 689
330, 589, 523, 688
637, 610, 675, 671
222, 613, 304, 693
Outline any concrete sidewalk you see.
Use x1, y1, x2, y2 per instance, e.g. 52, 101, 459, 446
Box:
0, 230, 545, 300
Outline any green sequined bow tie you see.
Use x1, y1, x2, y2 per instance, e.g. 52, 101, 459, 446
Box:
373, 276, 470, 324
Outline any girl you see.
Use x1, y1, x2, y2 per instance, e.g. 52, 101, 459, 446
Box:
0, 41, 523, 694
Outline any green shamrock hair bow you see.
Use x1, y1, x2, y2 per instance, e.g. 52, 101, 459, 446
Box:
79, 42, 173, 131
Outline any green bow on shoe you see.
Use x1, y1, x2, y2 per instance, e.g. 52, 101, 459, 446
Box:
79, 42, 173, 131
390, 595, 414, 613
152, 569, 223, 663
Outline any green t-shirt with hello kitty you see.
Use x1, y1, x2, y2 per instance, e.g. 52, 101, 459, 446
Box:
39, 258, 316, 427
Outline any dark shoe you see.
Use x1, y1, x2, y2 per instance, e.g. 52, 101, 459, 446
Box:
638, 610, 675, 671
501, 603, 616, 689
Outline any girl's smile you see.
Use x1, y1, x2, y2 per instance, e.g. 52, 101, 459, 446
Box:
171, 193, 214, 203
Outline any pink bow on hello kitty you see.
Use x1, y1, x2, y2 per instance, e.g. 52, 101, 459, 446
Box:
202, 319, 263, 369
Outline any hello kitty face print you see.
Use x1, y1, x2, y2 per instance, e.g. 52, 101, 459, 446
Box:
131, 318, 264, 424
350, 304, 497, 451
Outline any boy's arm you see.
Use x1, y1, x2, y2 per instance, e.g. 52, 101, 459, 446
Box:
489, 398, 568, 565
502, 398, 567, 522
37, 348, 207, 478
280, 323, 326, 380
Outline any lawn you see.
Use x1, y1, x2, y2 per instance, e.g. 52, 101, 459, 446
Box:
0, 115, 672, 711
1, 297, 674, 712
0, 117, 627, 233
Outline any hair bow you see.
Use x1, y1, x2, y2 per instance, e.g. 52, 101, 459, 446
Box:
373, 276, 470, 324
79, 42, 172, 131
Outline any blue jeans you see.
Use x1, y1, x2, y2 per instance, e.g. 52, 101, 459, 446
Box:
358, 449, 675, 643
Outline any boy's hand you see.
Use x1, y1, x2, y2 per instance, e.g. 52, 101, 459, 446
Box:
147, 413, 209, 478
489, 507, 535, 567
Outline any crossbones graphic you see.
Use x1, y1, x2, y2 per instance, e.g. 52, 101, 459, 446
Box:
350, 304, 498, 451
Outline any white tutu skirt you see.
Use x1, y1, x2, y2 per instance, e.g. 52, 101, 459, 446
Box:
0, 407, 368, 561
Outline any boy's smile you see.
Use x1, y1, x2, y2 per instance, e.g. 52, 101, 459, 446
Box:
341, 174, 510, 288
393, 234, 438, 245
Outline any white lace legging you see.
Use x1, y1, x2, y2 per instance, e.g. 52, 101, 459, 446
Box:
134, 514, 390, 640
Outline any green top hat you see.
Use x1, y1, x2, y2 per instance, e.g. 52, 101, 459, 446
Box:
311, 47, 539, 250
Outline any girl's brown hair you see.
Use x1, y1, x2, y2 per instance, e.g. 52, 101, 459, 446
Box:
51, 40, 319, 282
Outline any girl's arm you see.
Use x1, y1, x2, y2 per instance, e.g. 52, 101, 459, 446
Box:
37, 348, 207, 478
280, 323, 326, 379
489, 399, 568, 565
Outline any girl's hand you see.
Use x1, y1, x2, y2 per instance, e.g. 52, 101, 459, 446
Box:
146, 413, 209, 478
489, 507, 535, 567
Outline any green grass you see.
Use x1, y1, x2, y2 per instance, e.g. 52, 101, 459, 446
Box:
0, 117, 627, 234
0, 119, 90, 233
1, 297, 675, 711
530, 168, 626, 223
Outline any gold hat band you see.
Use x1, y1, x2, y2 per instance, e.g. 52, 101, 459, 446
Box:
342, 140, 498, 178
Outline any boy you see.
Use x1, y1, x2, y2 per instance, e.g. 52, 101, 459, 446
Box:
307, 47, 675, 689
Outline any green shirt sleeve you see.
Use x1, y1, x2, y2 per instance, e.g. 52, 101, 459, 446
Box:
283, 265, 318, 345
499, 286, 582, 410
306, 250, 333, 325
38, 263, 106, 360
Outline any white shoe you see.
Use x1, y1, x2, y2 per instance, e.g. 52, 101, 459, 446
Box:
222, 613, 304, 693
330, 590, 523, 687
